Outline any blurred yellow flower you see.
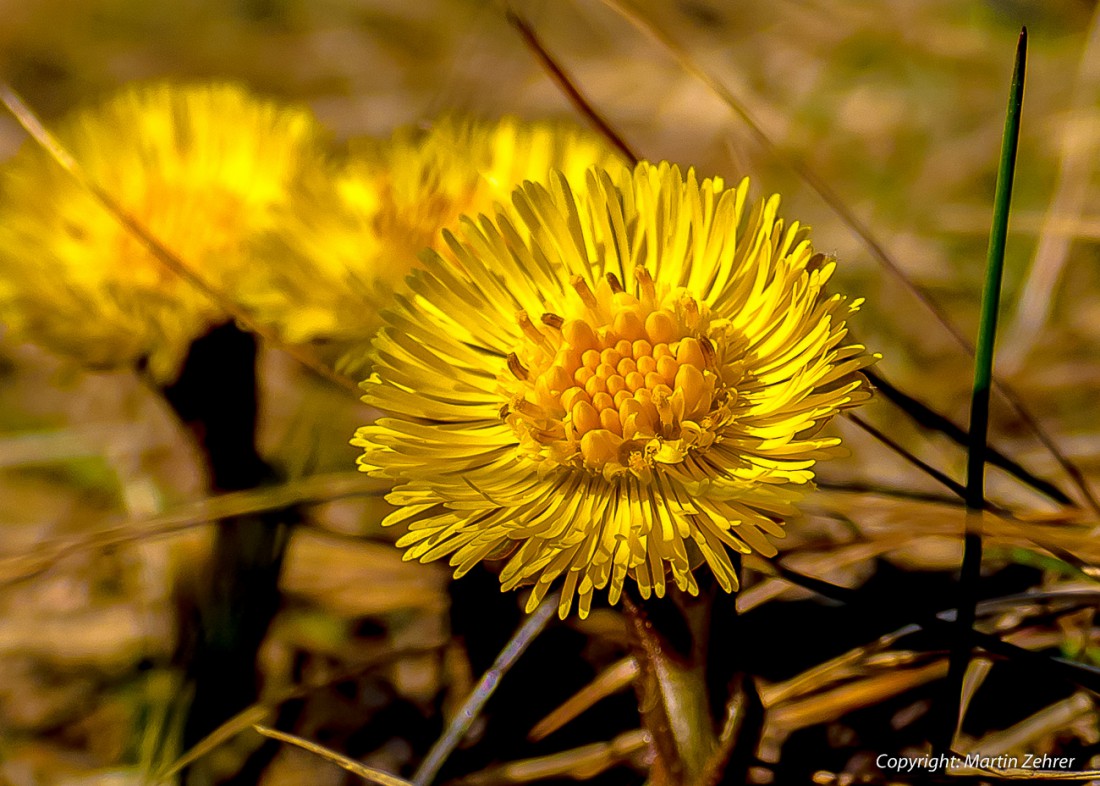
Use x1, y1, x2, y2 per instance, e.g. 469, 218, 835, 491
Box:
354, 161, 876, 619
241, 115, 626, 354
0, 81, 323, 380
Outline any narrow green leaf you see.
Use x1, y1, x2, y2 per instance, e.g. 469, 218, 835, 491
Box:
968, 28, 1028, 511
939, 27, 1028, 754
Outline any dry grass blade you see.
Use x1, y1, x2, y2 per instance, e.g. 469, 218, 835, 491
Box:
254, 725, 416, 786
844, 413, 968, 500
754, 596, 1092, 734
956, 658, 994, 737
951, 765, 1100, 780
153, 705, 273, 784
939, 208, 1100, 239
449, 729, 649, 785
810, 489, 1100, 570
765, 658, 947, 733
0, 423, 152, 468
529, 657, 638, 742
764, 558, 1100, 693
739, 537, 928, 613
818, 462, 1100, 591
0, 83, 360, 395
967, 692, 1094, 757
153, 642, 447, 782
0, 472, 386, 587
865, 368, 1073, 506
760, 647, 928, 710
817, 479, 963, 507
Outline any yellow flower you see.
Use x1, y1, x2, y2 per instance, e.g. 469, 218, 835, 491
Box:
242, 115, 626, 352
353, 162, 876, 619
0, 81, 323, 381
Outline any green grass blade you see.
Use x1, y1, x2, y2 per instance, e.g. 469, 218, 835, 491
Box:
969, 28, 1028, 509
939, 27, 1028, 754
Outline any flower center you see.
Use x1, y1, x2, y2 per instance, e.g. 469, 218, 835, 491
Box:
502, 270, 733, 478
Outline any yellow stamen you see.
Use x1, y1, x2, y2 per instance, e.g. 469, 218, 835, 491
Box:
571, 275, 599, 308
518, 311, 550, 350
572, 400, 600, 433
636, 267, 656, 301
612, 309, 645, 341
507, 352, 529, 381
541, 312, 565, 329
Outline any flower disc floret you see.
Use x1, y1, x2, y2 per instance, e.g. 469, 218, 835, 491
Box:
354, 162, 876, 619
505, 273, 730, 477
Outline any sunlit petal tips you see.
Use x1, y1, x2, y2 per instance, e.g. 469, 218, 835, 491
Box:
353, 161, 877, 619
0, 82, 323, 381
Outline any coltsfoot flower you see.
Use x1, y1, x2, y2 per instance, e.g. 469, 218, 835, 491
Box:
354, 162, 876, 618
242, 115, 626, 353
0, 82, 323, 381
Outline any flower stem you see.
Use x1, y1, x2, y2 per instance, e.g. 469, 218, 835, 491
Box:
622, 593, 716, 786
165, 323, 293, 780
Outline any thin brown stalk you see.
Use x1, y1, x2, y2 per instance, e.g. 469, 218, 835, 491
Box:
844, 413, 969, 501
505, 8, 640, 165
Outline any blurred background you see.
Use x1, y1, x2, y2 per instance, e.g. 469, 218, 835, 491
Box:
2, 1, 1100, 783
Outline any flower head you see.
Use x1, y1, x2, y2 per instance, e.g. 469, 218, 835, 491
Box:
354, 162, 875, 619
241, 116, 626, 352
0, 82, 323, 380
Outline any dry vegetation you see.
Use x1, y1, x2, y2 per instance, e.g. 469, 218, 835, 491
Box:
2, 1, 1100, 784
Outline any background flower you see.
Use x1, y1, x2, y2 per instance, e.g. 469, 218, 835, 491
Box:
0, 81, 323, 381
355, 161, 875, 618
240, 115, 627, 363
